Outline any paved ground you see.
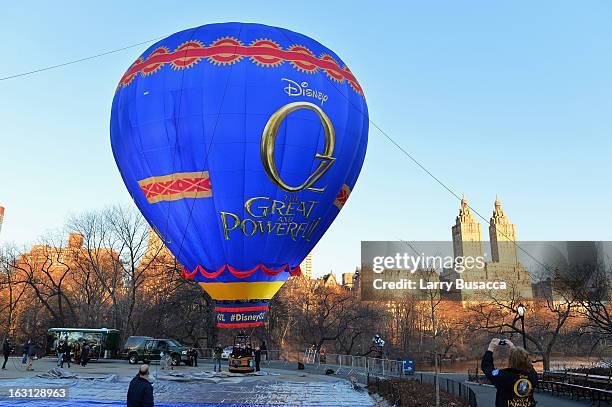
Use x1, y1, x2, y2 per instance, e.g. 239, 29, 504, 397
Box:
0, 356, 328, 381
0, 357, 377, 406
0, 357, 596, 406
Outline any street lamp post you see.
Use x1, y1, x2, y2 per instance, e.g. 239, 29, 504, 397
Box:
517, 304, 527, 349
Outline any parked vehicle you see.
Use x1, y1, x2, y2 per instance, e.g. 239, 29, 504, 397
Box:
125, 338, 190, 366
120, 336, 152, 363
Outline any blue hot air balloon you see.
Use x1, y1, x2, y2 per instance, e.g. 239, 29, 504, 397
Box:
111, 22, 368, 328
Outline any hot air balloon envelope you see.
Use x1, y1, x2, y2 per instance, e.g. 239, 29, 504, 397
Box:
111, 22, 368, 328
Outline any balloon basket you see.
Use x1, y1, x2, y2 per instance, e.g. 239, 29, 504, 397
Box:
214, 301, 269, 328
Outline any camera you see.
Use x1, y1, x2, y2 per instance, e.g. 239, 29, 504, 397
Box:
499, 339, 506, 346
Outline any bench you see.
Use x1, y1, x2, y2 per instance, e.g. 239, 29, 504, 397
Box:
538, 372, 612, 406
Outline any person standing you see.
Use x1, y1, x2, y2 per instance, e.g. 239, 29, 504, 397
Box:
127, 364, 154, 407
481, 338, 538, 407
189, 348, 198, 367
2, 338, 12, 370
56, 340, 64, 367
61, 341, 71, 368
74, 343, 81, 365
26, 340, 37, 371
80, 343, 90, 367
260, 341, 267, 362
254, 346, 261, 372
21, 340, 30, 365
213, 344, 223, 373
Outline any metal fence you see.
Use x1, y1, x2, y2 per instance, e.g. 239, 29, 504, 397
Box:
192, 347, 404, 380
369, 373, 478, 407
193, 347, 477, 405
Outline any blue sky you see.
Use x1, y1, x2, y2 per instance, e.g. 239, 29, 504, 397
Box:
1, 1, 611, 277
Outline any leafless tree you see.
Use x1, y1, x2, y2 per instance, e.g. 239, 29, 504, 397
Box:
0, 245, 28, 336
11, 234, 77, 326
292, 284, 377, 353
469, 288, 574, 371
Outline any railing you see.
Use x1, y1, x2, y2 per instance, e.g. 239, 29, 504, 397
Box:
301, 349, 404, 378
368, 375, 402, 406
191, 347, 403, 380
368, 373, 478, 407
192, 346, 477, 405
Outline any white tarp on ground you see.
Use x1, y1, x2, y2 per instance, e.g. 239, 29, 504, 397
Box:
0, 368, 375, 406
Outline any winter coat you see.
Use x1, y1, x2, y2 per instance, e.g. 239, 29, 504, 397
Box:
2, 340, 11, 355
481, 350, 538, 407
27, 343, 37, 357
127, 375, 154, 407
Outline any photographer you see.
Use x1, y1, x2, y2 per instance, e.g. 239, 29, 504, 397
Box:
481, 338, 538, 407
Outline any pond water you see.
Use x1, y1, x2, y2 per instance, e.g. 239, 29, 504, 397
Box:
421, 356, 610, 372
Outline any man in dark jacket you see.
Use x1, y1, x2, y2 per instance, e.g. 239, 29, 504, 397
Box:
127, 364, 154, 407
61, 342, 71, 368
2, 338, 12, 370
481, 338, 538, 407
213, 345, 223, 372
80, 343, 90, 367
254, 347, 261, 372
192, 348, 199, 367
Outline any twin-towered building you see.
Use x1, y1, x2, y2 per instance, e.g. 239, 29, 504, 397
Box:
444, 195, 533, 301
452, 195, 517, 264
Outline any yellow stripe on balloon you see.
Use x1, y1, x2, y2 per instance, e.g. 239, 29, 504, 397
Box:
199, 281, 285, 300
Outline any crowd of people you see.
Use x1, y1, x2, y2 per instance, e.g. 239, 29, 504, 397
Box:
0, 335, 271, 407
54, 338, 92, 368
0, 337, 39, 371
0, 336, 97, 372
227, 341, 266, 372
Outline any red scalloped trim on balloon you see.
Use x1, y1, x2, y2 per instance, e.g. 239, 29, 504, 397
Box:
217, 321, 264, 328
116, 37, 364, 97
214, 305, 269, 312
181, 263, 302, 280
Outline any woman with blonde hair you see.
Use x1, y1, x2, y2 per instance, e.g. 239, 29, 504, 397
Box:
481, 338, 538, 407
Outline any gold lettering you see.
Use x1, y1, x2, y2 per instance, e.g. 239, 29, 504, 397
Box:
304, 201, 317, 218
245, 196, 270, 218
220, 212, 240, 240
241, 219, 258, 236
276, 223, 288, 235
260, 102, 336, 193
286, 223, 298, 240
271, 200, 286, 215
266, 221, 280, 234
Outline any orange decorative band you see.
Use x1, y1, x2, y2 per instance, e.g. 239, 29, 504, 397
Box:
118, 38, 364, 96
138, 171, 212, 204
334, 184, 351, 209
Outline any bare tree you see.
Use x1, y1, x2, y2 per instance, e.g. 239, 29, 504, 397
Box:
0, 245, 28, 336
419, 269, 442, 407
12, 234, 77, 326
293, 284, 377, 353
470, 291, 574, 371
101, 205, 163, 336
